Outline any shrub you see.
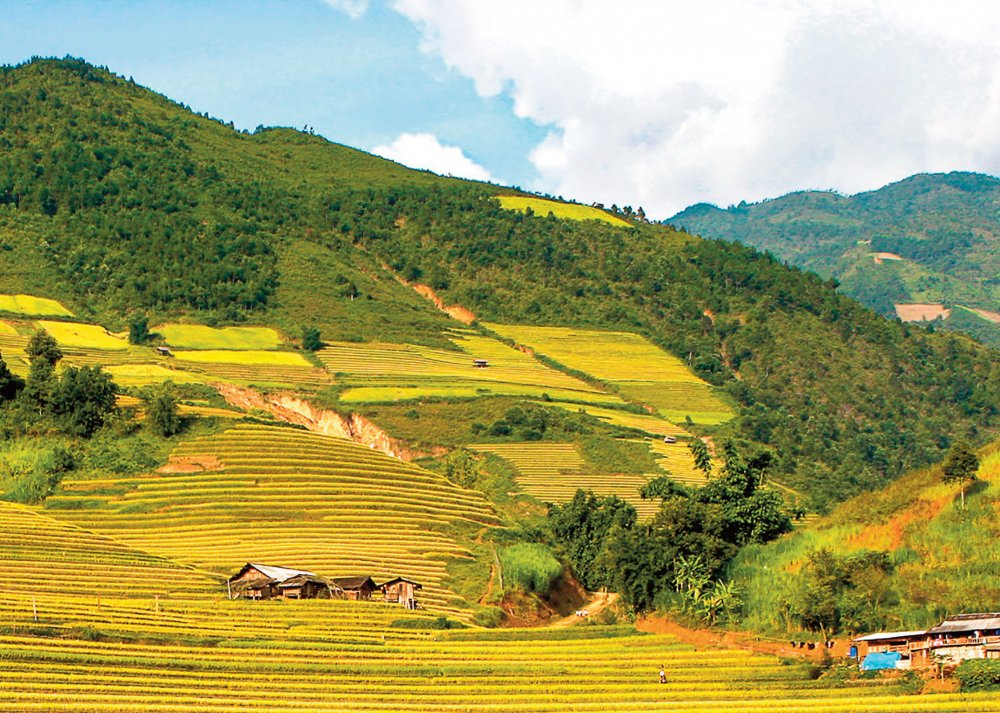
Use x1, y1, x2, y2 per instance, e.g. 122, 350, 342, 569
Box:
956, 658, 1000, 690
500, 543, 563, 595
473, 606, 505, 628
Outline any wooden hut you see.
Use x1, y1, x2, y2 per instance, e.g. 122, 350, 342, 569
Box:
330, 576, 377, 601
227, 563, 338, 601
379, 577, 422, 609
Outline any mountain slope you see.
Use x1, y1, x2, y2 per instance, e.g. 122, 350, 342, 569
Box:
670, 172, 1000, 346
3, 58, 1000, 507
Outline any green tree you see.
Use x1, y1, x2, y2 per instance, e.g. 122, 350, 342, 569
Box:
22, 329, 63, 413
0, 351, 24, 401
301, 326, 323, 352
942, 441, 979, 508
50, 366, 118, 436
128, 316, 151, 345
146, 383, 182, 437
548, 490, 636, 590
689, 438, 713, 476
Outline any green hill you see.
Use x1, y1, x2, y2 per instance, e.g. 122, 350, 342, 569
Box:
4, 58, 1000, 507
670, 172, 1000, 347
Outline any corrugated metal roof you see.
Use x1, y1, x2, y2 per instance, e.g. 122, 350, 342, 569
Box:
928, 613, 1000, 635
853, 630, 926, 643
248, 563, 316, 582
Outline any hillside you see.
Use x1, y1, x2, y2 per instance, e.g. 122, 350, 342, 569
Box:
731, 440, 1000, 636
3, 59, 1000, 506
670, 172, 1000, 347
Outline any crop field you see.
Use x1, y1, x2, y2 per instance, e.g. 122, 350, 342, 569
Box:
105, 363, 207, 386
470, 442, 660, 519
497, 195, 631, 227
158, 324, 281, 350
35, 320, 129, 350
0, 293, 74, 317
172, 350, 312, 366
47, 424, 499, 617
5, 627, 996, 712
486, 325, 734, 425
319, 332, 623, 405
645, 439, 712, 487
542, 402, 687, 436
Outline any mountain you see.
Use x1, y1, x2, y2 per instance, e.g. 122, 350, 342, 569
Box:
3, 56, 1000, 512
670, 172, 1000, 347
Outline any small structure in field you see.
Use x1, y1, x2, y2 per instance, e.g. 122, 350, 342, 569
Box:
380, 577, 422, 609
330, 575, 377, 601
472, 359, 488, 368
855, 613, 1000, 669
156, 346, 173, 357
227, 563, 338, 600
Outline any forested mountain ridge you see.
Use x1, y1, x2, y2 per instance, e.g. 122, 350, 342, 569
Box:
3, 57, 1000, 507
670, 172, 1000, 346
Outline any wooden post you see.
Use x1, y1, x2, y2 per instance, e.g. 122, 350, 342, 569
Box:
32, 596, 37, 622
227, 579, 232, 600
155, 594, 159, 614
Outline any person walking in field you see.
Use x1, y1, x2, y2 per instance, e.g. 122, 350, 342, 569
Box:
659, 666, 666, 684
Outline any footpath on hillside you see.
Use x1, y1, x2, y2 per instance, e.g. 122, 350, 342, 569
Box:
636, 616, 852, 660
551, 592, 618, 628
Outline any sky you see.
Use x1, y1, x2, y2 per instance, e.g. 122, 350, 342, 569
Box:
4, 0, 1000, 219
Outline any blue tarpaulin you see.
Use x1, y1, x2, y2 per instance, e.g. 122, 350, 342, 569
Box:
860, 651, 901, 671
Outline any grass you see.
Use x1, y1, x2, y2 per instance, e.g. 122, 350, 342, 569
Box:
157, 325, 282, 350
485, 324, 734, 425
0, 294, 74, 317
497, 196, 631, 227
36, 321, 128, 350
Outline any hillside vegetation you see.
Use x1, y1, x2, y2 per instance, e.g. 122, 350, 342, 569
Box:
3, 57, 1000, 507
671, 172, 1000, 347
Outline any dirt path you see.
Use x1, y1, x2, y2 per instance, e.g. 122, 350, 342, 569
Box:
552, 592, 618, 628
636, 616, 851, 660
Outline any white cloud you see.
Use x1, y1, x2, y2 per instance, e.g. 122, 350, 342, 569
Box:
391, 0, 1000, 218
322, 0, 370, 19
371, 132, 495, 182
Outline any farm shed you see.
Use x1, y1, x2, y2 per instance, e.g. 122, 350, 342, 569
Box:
330, 575, 377, 601
913, 613, 1000, 664
156, 346, 173, 356
227, 563, 338, 601
472, 359, 488, 368
380, 577, 422, 609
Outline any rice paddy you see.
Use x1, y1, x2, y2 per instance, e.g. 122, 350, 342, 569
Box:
48, 423, 499, 617
485, 325, 735, 425
319, 331, 623, 405
158, 325, 281, 350
497, 195, 631, 227
0, 293, 74, 317
470, 442, 661, 519
541, 402, 687, 436
36, 320, 129, 350
104, 363, 207, 386
172, 350, 313, 366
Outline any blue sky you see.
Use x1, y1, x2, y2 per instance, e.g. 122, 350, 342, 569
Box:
5, 1, 1000, 218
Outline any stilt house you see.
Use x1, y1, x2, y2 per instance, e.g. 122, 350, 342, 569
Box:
228, 563, 338, 600
379, 577, 422, 609
330, 575, 377, 601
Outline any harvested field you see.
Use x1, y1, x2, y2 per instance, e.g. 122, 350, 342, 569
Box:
36, 320, 129, 350
894, 304, 951, 322
497, 196, 630, 227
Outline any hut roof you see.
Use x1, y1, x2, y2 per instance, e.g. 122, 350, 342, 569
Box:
380, 577, 423, 590
330, 575, 377, 590
853, 630, 926, 643
228, 563, 316, 583
928, 613, 1000, 635
277, 573, 337, 590
231, 577, 277, 592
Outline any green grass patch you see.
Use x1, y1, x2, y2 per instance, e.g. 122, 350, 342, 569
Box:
0, 294, 74, 317
157, 324, 282, 350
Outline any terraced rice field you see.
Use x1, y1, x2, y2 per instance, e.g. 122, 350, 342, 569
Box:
542, 402, 686, 436
497, 195, 631, 227
48, 424, 498, 617
645, 439, 712, 487
486, 325, 734, 425
105, 363, 207, 386
158, 324, 281, 350
470, 442, 660, 519
36, 320, 129, 350
319, 331, 622, 405
4, 627, 994, 712
0, 293, 74, 317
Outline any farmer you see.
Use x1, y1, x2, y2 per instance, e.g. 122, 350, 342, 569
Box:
659, 666, 666, 684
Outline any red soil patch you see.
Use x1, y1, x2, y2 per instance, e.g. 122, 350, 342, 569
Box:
894, 304, 951, 322
972, 307, 1000, 324
636, 616, 850, 659
411, 283, 476, 324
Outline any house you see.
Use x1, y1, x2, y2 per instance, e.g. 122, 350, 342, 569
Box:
156, 346, 173, 357
853, 630, 926, 669
380, 577, 422, 609
330, 575, 377, 601
473, 359, 488, 368
227, 563, 338, 601
913, 613, 1000, 665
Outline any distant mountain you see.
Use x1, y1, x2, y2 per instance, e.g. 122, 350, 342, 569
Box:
5, 58, 1000, 508
670, 172, 1000, 347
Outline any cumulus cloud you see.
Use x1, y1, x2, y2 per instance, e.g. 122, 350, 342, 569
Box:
322, 0, 370, 19
391, 0, 1000, 217
372, 132, 495, 182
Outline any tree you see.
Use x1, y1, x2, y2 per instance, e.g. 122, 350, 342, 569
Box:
301, 326, 323, 352
548, 490, 636, 590
128, 316, 151, 345
0, 351, 24, 401
50, 365, 118, 436
689, 438, 713, 476
22, 329, 63, 413
146, 382, 182, 437
942, 441, 979, 508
